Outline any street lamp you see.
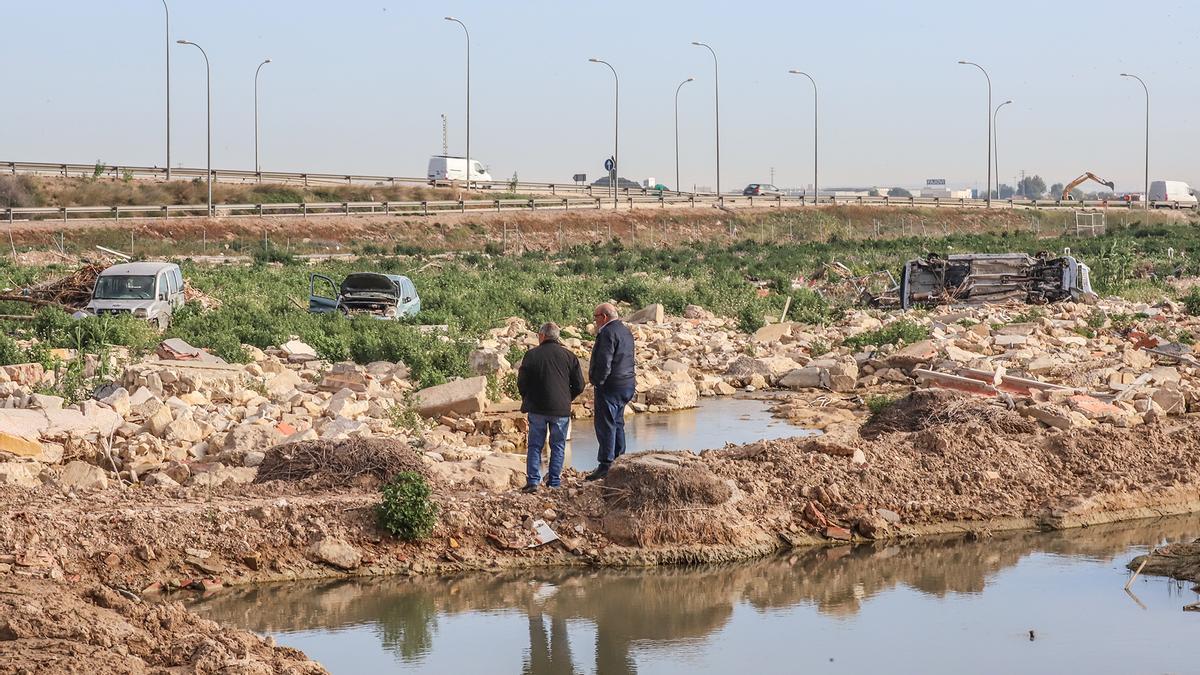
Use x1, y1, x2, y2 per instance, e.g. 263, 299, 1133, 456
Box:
1121, 73, 1149, 207
958, 60, 992, 207
993, 99, 1012, 200
161, 0, 170, 180
254, 59, 271, 176
691, 42, 720, 199
589, 58, 618, 210
177, 39, 212, 216
674, 77, 693, 195
444, 17, 471, 186
788, 70, 818, 205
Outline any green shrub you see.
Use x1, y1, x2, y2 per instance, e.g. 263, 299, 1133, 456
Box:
865, 394, 899, 415
0, 334, 24, 366
376, 472, 438, 541
843, 320, 929, 350
251, 246, 297, 265
1184, 287, 1200, 316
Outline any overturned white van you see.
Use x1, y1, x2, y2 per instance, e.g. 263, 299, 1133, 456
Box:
870, 252, 1096, 310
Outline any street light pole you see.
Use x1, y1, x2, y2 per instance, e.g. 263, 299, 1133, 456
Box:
674, 77, 694, 195
1121, 73, 1150, 207
161, 0, 170, 180
692, 42, 720, 199
993, 99, 1012, 200
788, 70, 818, 205
445, 17, 470, 187
958, 60, 992, 207
589, 58, 618, 210
177, 40, 212, 216
254, 59, 271, 176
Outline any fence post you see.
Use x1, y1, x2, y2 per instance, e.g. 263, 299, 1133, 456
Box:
595, 198, 601, 210
161, 205, 168, 220
61, 207, 67, 222
421, 201, 428, 216
384, 201, 390, 215
562, 198, 568, 211
344, 202, 350, 215
459, 200, 465, 214
258, 203, 264, 217
495, 199, 501, 212
302, 173, 308, 187
302, 203, 307, 218
529, 199, 536, 211
112, 206, 118, 221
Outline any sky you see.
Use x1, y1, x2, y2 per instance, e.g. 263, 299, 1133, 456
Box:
3, 0, 1198, 193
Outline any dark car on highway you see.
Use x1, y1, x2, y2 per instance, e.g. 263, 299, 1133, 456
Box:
742, 183, 783, 196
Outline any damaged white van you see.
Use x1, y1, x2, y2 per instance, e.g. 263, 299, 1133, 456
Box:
874, 252, 1096, 310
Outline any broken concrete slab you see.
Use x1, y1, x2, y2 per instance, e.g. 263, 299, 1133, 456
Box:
414, 376, 488, 418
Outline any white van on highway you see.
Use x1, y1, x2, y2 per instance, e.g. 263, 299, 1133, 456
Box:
427, 155, 492, 184
1149, 180, 1198, 207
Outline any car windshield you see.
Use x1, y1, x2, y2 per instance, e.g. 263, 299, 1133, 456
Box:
93, 275, 155, 300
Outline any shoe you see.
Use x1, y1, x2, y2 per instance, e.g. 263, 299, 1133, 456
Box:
584, 468, 609, 482
520, 484, 539, 494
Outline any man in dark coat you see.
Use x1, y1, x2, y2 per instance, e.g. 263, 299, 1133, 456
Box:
586, 303, 636, 480
517, 322, 585, 492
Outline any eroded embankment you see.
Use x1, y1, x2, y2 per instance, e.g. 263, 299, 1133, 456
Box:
4, 391, 1200, 590
4, 391, 1200, 672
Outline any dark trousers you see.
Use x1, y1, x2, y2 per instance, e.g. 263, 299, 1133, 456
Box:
594, 383, 635, 467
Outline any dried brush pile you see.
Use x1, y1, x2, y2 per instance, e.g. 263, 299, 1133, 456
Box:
601, 453, 739, 546
254, 438, 427, 486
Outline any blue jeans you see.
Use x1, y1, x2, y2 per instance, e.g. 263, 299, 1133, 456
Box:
594, 383, 636, 468
526, 413, 570, 488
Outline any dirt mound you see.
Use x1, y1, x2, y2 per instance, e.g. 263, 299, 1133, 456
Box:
0, 579, 325, 674
601, 453, 742, 546
859, 389, 1037, 439
254, 438, 427, 487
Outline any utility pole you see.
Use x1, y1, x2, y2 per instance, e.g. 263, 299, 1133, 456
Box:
441, 114, 449, 156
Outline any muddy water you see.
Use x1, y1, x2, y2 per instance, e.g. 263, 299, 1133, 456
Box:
193, 516, 1200, 675
565, 396, 813, 471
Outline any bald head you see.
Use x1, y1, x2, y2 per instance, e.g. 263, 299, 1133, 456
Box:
593, 303, 619, 329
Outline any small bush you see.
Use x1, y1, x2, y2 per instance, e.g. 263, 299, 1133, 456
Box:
865, 394, 899, 415
376, 472, 438, 540
843, 320, 929, 350
1183, 287, 1200, 316
252, 246, 296, 265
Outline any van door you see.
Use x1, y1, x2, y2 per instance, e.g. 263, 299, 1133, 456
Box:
309, 274, 339, 313
397, 277, 420, 316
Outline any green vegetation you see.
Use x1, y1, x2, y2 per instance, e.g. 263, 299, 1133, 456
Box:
865, 394, 900, 415
376, 472, 438, 541
844, 320, 929, 350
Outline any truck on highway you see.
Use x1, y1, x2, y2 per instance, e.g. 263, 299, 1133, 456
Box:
1148, 180, 1198, 207
427, 155, 492, 184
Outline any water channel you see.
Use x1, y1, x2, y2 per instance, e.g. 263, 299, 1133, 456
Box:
193, 516, 1200, 674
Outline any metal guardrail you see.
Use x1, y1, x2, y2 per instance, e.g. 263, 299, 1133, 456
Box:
2, 159, 681, 198
4, 160, 1197, 220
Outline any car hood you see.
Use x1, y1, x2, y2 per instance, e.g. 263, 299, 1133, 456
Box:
340, 273, 399, 298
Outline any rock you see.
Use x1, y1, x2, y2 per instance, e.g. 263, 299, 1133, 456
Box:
645, 380, 698, 410
627, 303, 665, 324
224, 424, 285, 454
243, 451, 266, 468
264, 369, 304, 398
1, 362, 44, 386
994, 334, 1028, 348
851, 449, 867, 465
308, 537, 362, 570
876, 508, 902, 524
1151, 384, 1186, 414
1019, 404, 1076, 430
725, 356, 801, 386
166, 416, 204, 444
28, 394, 64, 410
473, 452, 526, 490
0, 431, 45, 460
0, 462, 41, 488
143, 472, 181, 488
100, 387, 131, 416
886, 340, 938, 370
146, 405, 174, 437
414, 376, 489, 418
683, 305, 711, 319
326, 389, 369, 418
468, 349, 511, 376
823, 525, 853, 541
752, 322, 797, 343
779, 367, 823, 390
0, 408, 121, 444
280, 339, 318, 362
60, 461, 108, 492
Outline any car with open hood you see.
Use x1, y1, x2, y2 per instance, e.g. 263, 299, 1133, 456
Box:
308, 272, 421, 319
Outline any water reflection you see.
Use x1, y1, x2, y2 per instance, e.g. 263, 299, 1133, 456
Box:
193, 517, 1200, 674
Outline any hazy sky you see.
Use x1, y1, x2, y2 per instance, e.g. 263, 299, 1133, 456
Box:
3, 0, 1198, 193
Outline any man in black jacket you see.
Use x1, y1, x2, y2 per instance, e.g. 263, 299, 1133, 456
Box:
586, 303, 636, 481
517, 322, 585, 492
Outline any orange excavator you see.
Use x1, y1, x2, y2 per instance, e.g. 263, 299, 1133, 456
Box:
1061, 172, 1115, 200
